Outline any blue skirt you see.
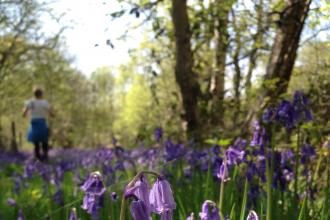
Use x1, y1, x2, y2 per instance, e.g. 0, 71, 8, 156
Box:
27, 118, 48, 143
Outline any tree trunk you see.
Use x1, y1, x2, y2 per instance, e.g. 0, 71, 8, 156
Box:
262, 0, 312, 105
242, 0, 312, 134
245, 0, 265, 96
11, 121, 18, 153
232, 11, 242, 127
210, 0, 231, 127
171, 0, 201, 139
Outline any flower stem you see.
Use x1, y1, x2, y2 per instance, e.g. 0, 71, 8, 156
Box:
219, 180, 225, 219
119, 195, 126, 220
266, 157, 272, 220
294, 126, 301, 202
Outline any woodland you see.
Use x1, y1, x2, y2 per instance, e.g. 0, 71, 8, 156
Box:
0, 0, 329, 149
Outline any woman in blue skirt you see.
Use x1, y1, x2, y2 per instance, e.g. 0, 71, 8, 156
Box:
23, 88, 54, 161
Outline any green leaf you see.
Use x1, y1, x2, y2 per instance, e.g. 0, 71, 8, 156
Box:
298, 197, 306, 220
239, 179, 248, 220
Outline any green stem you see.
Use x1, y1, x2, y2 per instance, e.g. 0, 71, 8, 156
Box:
219, 180, 225, 213
294, 126, 301, 199
266, 157, 272, 220
119, 195, 126, 220
266, 125, 275, 220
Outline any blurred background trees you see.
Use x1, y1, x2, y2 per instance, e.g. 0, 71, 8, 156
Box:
0, 0, 329, 150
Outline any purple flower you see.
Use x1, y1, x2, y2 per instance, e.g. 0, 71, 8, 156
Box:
276, 100, 294, 129
217, 162, 230, 182
82, 193, 98, 217
233, 138, 247, 150
210, 207, 220, 220
164, 140, 185, 162
160, 210, 174, 220
250, 121, 266, 147
53, 188, 64, 206
69, 208, 77, 220
149, 177, 176, 214
262, 108, 275, 123
81, 171, 106, 219
292, 91, 313, 123
247, 210, 259, 220
130, 199, 152, 220
199, 202, 210, 220
111, 192, 118, 201
81, 171, 106, 196
154, 127, 163, 142
225, 147, 244, 166
301, 144, 316, 164
7, 198, 16, 206
18, 209, 24, 220
281, 150, 294, 165
186, 213, 195, 220
199, 201, 220, 220
125, 175, 151, 214
211, 145, 221, 155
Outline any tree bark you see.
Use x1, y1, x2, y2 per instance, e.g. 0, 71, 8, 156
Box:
262, 0, 312, 105
210, 0, 231, 127
242, 0, 312, 134
11, 121, 18, 153
171, 0, 201, 139
245, 0, 265, 96
232, 11, 242, 127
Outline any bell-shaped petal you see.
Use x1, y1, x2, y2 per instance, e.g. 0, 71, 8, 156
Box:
125, 175, 151, 214
149, 177, 176, 214
247, 210, 259, 220
130, 199, 152, 220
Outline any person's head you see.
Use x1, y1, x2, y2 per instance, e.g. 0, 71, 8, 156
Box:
33, 87, 43, 99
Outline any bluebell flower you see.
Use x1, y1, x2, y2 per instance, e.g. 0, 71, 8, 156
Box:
130, 199, 152, 220
82, 193, 98, 218
301, 144, 316, 164
250, 121, 266, 147
262, 108, 275, 123
233, 138, 247, 150
81, 171, 106, 219
280, 150, 295, 165
164, 140, 185, 162
81, 171, 106, 196
7, 198, 16, 206
211, 145, 221, 155
276, 100, 294, 128
247, 210, 259, 220
225, 147, 244, 166
53, 187, 64, 206
110, 192, 117, 201
199, 201, 220, 220
17, 209, 24, 220
69, 208, 77, 220
292, 91, 313, 124
217, 162, 230, 182
186, 213, 195, 220
154, 127, 163, 142
125, 175, 151, 215
149, 177, 176, 215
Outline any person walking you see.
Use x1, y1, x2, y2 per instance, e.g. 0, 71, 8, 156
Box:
23, 87, 54, 161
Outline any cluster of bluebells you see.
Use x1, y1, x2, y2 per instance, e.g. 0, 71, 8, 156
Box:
1, 95, 319, 220
263, 91, 313, 129
125, 173, 176, 220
